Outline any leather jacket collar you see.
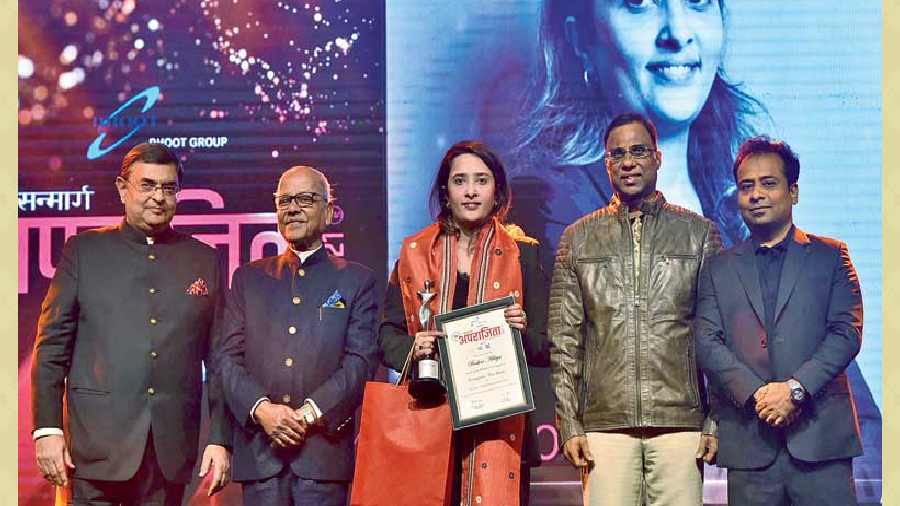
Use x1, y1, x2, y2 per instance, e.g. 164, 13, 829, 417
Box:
610, 191, 666, 219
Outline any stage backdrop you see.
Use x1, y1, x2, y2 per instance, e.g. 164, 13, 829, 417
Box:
19, 1, 882, 505
386, 1, 881, 504
18, 1, 384, 503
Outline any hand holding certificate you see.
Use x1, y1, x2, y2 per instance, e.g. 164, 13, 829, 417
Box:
435, 296, 535, 430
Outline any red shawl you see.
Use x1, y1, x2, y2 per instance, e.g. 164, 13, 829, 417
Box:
397, 217, 526, 506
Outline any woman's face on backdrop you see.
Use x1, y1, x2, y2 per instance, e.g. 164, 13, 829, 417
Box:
446, 153, 497, 229
591, 0, 724, 128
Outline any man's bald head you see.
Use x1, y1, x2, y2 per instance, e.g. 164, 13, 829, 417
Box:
277, 165, 331, 202
274, 165, 334, 251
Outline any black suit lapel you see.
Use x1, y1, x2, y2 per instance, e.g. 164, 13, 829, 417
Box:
774, 228, 811, 324
733, 241, 766, 326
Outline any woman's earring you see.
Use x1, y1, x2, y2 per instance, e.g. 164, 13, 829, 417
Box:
583, 62, 597, 88
564, 15, 595, 89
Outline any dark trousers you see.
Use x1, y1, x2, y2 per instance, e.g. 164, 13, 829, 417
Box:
727, 447, 857, 506
71, 432, 185, 506
242, 466, 348, 506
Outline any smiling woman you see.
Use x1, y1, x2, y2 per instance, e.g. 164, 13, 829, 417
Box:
430, 142, 511, 236
378, 140, 551, 506
593, 0, 723, 125
444, 154, 498, 229
517, 0, 765, 247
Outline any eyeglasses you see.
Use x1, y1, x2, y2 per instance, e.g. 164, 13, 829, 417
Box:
274, 192, 326, 209
122, 178, 180, 196
606, 144, 656, 163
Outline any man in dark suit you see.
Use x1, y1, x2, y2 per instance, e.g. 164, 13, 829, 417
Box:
694, 136, 863, 505
216, 165, 379, 505
31, 143, 232, 504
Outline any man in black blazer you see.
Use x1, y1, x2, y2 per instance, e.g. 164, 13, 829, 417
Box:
215, 165, 379, 505
31, 143, 232, 504
694, 136, 863, 505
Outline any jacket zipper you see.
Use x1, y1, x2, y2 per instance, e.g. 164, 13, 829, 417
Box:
624, 213, 642, 427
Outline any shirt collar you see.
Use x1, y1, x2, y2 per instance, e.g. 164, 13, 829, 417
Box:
119, 219, 177, 244
291, 244, 323, 265
753, 225, 795, 255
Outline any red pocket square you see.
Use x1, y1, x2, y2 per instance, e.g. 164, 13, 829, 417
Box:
186, 278, 209, 296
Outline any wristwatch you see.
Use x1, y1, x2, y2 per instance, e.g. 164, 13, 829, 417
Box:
297, 402, 318, 424
787, 378, 807, 403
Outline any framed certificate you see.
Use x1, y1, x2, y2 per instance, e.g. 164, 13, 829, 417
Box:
434, 295, 535, 430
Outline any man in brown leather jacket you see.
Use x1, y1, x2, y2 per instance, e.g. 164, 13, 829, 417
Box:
549, 113, 721, 506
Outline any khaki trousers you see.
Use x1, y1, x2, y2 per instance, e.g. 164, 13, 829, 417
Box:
584, 429, 702, 506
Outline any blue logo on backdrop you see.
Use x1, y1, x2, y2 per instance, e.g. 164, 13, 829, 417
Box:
86, 86, 161, 160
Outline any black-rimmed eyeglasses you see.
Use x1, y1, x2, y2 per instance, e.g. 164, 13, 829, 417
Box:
274, 192, 326, 209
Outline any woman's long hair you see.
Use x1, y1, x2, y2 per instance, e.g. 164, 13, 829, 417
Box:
517, 0, 765, 244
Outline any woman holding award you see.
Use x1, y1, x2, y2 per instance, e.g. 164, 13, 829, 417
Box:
379, 140, 550, 506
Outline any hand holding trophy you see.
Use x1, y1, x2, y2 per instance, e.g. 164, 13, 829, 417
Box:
409, 280, 446, 400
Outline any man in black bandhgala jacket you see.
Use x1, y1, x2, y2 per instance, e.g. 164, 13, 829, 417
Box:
31, 143, 232, 504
